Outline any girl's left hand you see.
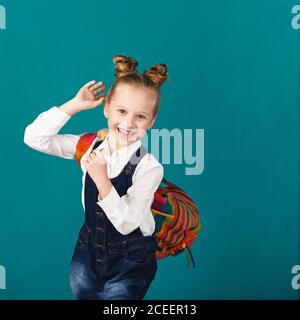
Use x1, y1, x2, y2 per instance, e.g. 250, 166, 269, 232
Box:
83, 150, 107, 185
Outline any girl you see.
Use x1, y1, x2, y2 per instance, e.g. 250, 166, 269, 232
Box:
23, 55, 168, 300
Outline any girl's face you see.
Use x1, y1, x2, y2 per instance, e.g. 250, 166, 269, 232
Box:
103, 83, 157, 150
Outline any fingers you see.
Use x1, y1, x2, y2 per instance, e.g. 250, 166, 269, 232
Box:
83, 80, 97, 89
95, 151, 107, 164
93, 85, 106, 95
89, 81, 104, 92
86, 150, 106, 164
83, 80, 106, 93
84, 155, 94, 165
95, 92, 106, 100
92, 94, 106, 107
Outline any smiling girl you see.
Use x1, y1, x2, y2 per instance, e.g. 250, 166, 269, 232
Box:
24, 54, 168, 300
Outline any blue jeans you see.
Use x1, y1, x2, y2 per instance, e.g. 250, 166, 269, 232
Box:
69, 231, 158, 300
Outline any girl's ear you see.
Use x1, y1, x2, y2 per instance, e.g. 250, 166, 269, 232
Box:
103, 99, 109, 118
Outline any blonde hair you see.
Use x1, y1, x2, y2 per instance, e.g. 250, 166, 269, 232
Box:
105, 54, 169, 118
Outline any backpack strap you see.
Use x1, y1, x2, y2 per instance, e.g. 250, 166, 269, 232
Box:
75, 129, 108, 166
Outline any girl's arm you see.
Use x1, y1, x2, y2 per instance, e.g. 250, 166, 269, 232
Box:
96, 154, 164, 235
24, 103, 83, 159
23, 80, 106, 160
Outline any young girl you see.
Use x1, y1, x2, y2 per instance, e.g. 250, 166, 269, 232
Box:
23, 55, 168, 300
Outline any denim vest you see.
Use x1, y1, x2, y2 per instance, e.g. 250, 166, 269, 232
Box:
77, 138, 157, 269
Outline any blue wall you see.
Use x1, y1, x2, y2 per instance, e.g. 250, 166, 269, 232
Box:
0, 0, 299, 299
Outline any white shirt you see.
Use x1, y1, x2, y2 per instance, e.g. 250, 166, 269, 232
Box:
23, 106, 164, 236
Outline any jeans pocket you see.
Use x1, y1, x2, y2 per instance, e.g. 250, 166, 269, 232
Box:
124, 247, 149, 266
124, 246, 157, 266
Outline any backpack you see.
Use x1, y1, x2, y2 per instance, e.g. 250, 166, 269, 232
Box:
75, 129, 201, 269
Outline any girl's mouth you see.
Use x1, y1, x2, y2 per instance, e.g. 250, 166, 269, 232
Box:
117, 127, 132, 139
117, 127, 130, 135
117, 127, 137, 140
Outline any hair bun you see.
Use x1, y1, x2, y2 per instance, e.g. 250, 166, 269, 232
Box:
113, 54, 138, 78
143, 64, 168, 87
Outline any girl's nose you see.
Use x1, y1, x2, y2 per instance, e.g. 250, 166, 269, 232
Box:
125, 116, 135, 128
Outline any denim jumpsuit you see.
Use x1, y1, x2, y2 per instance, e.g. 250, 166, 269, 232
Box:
69, 139, 158, 300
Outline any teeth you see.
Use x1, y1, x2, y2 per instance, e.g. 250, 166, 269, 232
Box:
118, 128, 131, 135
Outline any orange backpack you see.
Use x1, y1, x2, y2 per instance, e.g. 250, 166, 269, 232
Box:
75, 129, 201, 269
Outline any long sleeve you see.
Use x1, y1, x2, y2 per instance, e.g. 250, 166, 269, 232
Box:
97, 154, 164, 235
24, 106, 84, 160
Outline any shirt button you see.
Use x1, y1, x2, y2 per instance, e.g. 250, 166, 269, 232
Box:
96, 211, 104, 217
124, 165, 132, 176
96, 259, 105, 264
95, 227, 104, 233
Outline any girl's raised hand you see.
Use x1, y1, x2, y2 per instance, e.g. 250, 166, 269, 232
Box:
73, 80, 106, 110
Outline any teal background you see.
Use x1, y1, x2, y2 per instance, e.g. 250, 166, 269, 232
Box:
0, 0, 299, 299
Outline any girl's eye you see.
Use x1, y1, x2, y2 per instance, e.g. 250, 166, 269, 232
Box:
118, 109, 126, 114
137, 115, 146, 119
